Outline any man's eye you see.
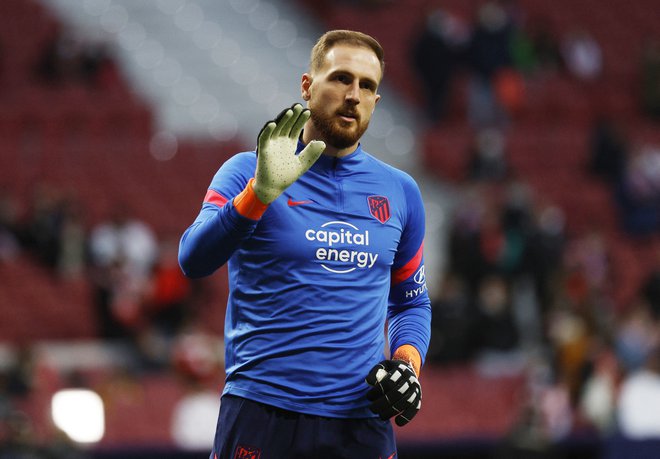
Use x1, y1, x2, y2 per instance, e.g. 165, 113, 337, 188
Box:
336, 75, 350, 83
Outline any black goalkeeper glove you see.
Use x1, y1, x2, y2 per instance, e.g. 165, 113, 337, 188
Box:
365, 359, 422, 427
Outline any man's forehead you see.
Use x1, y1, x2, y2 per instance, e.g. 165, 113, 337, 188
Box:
319, 45, 382, 80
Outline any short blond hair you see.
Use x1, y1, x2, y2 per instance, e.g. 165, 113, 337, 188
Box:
310, 30, 385, 79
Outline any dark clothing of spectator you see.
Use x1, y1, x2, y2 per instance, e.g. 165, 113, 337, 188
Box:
412, 9, 465, 122
589, 118, 627, 184
641, 38, 660, 119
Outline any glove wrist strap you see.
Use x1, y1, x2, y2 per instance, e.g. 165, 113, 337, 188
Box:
233, 178, 269, 220
392, 344, 421, 377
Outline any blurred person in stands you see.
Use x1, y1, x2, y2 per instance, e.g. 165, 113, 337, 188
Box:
588, 116, 628, 184
0, 410, 43, 459
641, 37, 660, 120
33, 25, 116, 90
511, 16, 562, 78
170, 326, 223, 451
618, 344, 660, 438
471, 274, 520, 358
525, 202, 566, 314
578, 343, 620, 434
560, 28, 602, 81
615, 300, 659, 373
137, 237, 198, 368
466, 1, 516, 127
179, 30, 430, 458
641, 244, 660, 321
88, 204, 158, 340
615, 144, 660, 236
0, 187, 20, 264
427, 272, 473, 364
466, 127, 510, 181
19, 183, 64, 269
33, 26, 82, 86
145, 237, 196, 338
411, 6, 468, 123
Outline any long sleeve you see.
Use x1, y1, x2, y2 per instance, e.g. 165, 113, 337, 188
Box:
178, 152, 266, 278
387, 173, 432, 366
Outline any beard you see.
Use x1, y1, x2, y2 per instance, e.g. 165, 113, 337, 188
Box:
309, 105, 370, 150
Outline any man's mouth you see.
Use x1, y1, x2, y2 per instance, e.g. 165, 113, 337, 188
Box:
338, 112, 358, 122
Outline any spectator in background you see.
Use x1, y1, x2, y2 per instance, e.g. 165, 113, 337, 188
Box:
135, 237, 199, 369
466, 127, 509, 181
33, 25, 119, 90
0, 188, 20, 264
615, 300, 659, 373
525, 203, 566, 314
17, 184, 86, 278
640, 37, 660, 120
88, 204, 158, 340
618, 345, 660, 439
641, 244, 660, 320
447, 185, 486, 290
19, 183, 67, 270
55, 196, 86, 279
588, 117, 628, 184
579, 344, 620, 434
145, 237, 196, 339
34, 26, 82, 86
0, 410, 45, 459
427, 272, 473, 364
411, 7, 468, 123
466, 1, 516, 127
471, 274, 520, 356
170, 326, 223, 451
615, 144, 660, 236
512, 16, 562, 77
560, 28, 603, 81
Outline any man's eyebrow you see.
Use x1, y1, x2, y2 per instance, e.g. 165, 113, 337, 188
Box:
328, 70, 379, 88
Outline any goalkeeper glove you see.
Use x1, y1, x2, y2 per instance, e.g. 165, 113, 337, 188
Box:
253, 103, 325, 204
365, 359, 422, 427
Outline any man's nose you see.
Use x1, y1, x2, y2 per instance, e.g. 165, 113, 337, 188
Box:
346, 82, 360, 103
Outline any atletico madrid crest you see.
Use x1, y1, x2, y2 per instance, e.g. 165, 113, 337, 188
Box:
368, 195, 391, 224
234, 445, 261, 459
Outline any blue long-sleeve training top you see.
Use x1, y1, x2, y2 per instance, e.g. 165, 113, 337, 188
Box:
179, 142, 431, 418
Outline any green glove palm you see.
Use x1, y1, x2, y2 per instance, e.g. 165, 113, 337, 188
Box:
253, 104, 326, 204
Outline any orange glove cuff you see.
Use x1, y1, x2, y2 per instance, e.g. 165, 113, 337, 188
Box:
392, 344, 422, 377
233, 178, 269, 220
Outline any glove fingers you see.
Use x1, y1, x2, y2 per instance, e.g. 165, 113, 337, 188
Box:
278, 104, 303, 137
257, 122, 276, 155
289, 107, 311, 139
271, 108, 294, 137
369, 394, 401, 420
391, 384, 419, 413
369, 380, 415, 416
365, 362, 389, 386
395, 400, 420, 427
298, 141, 325, 169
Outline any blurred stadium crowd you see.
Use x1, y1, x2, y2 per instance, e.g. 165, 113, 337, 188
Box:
1, 0, 660, 458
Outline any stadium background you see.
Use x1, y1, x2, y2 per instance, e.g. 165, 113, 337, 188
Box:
1, 0, 660, 458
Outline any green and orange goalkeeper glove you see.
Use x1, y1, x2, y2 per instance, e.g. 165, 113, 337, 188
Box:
252, 103, 325, 204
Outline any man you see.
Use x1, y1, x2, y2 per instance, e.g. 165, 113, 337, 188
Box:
179, 29, 431, 458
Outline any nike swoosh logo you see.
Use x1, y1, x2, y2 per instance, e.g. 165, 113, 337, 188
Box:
287, 198, 313, 207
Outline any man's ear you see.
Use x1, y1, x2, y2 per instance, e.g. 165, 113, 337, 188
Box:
372, 93, 381, 113
301, 73, 312, 101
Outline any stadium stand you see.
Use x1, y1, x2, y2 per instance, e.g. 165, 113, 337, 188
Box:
2, 0, 660, 458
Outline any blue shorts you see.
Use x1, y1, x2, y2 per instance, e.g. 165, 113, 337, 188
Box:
210, 395, 397, 459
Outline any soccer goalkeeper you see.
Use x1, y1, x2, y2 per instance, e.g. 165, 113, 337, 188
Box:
179, 29, 431, 459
